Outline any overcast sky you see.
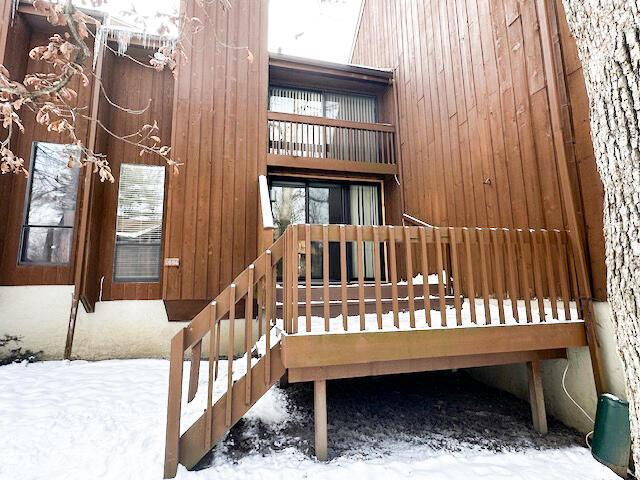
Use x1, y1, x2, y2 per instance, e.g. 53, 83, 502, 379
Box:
268, 0, 363, 63
97, 0, 362, 64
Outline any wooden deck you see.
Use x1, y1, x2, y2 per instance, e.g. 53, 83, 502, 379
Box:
163, 223, 598, 477
282, 321, 586, 372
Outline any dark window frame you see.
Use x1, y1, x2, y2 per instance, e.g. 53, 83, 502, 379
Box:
268, 176, 384, 283
18, 142, 80, 266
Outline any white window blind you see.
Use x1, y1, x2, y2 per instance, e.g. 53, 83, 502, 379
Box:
324, 92, 376, 123
268, 86, 323, 116
113, 164, 165, 282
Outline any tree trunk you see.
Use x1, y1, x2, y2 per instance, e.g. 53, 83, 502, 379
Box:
562, 0, 640, 468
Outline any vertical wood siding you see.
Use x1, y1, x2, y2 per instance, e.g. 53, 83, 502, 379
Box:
91, 53, 175, 303
0, 11, 30, 278
351, 0, 606, 299
0, 25, 93, 286
163, 0, 269, 302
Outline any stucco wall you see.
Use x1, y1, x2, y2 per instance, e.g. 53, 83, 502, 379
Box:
468, 302, 626, 433
0, 286, 258, 360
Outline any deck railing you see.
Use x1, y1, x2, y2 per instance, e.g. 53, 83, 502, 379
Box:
164, 223, 584, 477
279, 224, 583, 333
267, 111, 396, 165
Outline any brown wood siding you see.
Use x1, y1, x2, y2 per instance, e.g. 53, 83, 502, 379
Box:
83, 52, 175, 303
79, 49, 113, 310
0, 12, 30, 274
0, 24, 93, 286
351, 0, 606, 300
163, 0, 269, 302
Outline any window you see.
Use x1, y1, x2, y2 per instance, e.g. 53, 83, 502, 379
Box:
270, 178, 381, 281
268, 86, 377, 122
113, 164, 165, 282
19, 142, 80, 264
269, 86, 323, 117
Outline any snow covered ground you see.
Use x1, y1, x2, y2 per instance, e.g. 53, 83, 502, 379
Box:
0, 359, 617, 480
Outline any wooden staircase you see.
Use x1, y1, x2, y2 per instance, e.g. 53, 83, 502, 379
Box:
176, 343, 286, 470
163, 232, 289, 478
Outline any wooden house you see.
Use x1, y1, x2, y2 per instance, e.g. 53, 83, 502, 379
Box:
0, 0, 620, 477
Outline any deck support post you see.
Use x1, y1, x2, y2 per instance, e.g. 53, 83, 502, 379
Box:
314, 379, 328, 461
526, 361, 548, 434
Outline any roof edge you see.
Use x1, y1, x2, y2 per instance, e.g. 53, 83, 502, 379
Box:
349, 0, 366, 63
269, 52, 393, 81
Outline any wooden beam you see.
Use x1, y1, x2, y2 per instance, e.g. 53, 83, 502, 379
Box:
64, 21, 106, 359
287, 349, 567, 383
267, 154, 398, 176
314, 380, 328, 461
527, 360, 548, 434
0, 0, 14, 62
269, 53, 393, 84
268, 111, 394, 132
187, 341, 201, 402
535, 0, 605, 394
281, 322, 587, 369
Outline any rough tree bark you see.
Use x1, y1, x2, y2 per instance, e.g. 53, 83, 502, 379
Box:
562, 0, 640, 467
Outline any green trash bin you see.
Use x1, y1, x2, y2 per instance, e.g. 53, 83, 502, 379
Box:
591, 393, 630, 478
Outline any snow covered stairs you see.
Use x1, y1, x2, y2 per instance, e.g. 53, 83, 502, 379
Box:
164, 232, 290, 478
174, 343, 286, 473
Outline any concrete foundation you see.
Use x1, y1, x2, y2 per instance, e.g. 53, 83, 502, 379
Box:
468, 302, 626, 433
0, 285, 258, 360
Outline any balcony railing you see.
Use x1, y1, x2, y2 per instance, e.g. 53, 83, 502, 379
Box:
267, 111, 397, 173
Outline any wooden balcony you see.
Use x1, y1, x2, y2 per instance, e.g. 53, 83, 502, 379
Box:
267, 111, 398, 175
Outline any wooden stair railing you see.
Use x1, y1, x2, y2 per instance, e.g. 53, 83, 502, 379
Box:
267, 111, 396, 165
164, 231, 290, 478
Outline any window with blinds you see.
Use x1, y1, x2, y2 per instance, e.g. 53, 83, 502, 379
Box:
268, 86, 376, 122
269, 86, 323, 116
113, 164, 165, 283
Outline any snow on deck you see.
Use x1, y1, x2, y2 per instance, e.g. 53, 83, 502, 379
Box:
0, 360, 617, 480
284, 297, 582, 335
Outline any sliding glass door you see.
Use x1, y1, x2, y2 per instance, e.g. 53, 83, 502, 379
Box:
270, 178, 382, 282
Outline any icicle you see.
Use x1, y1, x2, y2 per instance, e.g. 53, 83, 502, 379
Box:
93, 26, 106, 70
115, 29, 133, 55
97, 25, 178, 58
